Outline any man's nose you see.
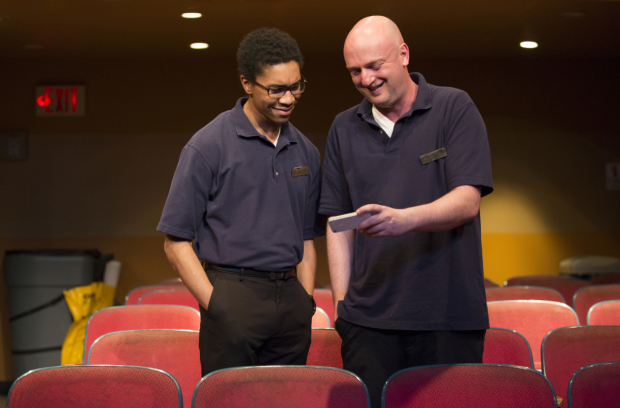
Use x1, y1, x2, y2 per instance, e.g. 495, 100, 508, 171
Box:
360, 69, 375, 87
279, 90, 296, 105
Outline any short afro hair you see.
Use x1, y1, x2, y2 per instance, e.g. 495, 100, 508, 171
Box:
237, 27, 304, 82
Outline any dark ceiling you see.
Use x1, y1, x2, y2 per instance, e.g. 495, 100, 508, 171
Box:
0, 0, 619, 60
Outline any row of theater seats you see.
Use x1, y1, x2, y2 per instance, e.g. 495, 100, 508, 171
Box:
7, 275, 620, 407
6, 325, 620, 407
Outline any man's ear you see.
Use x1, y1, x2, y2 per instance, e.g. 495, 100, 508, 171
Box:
240, 75, 252, 95
400, 43, 410, 67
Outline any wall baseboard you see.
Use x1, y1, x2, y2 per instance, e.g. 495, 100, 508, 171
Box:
0, 381, 13, 395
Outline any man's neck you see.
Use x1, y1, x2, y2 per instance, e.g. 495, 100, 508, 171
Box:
376, 77, 418, 123
243, 100, 280, 143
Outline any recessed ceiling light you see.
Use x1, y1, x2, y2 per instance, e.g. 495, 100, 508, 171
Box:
182, 13, 202, 19
190, 43, 209, 49
520, 41, 538, 49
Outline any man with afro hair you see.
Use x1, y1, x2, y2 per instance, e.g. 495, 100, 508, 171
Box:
158, 28, 324, 375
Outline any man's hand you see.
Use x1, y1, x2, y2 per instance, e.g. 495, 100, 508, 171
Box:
357, 204, 411, 238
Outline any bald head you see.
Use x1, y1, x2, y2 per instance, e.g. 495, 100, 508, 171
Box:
344, 16, 403, 57
343, 16, 416, 115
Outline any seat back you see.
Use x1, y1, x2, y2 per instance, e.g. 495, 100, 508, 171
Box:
504, 274, 576, 286
517, 278, 590, 306
482, 328, 534, 368
487, 300, 579, 369
382, 364, 557, 408
88, 329, 200, 408
83, 305, 200, 362
159, 278, 185, 285
589, 274, 620, 285
125, 284, 187, 305
192, 366, 370, 408
541, 325, 620, 404
573, 284, 620, 324
587, 300, 620, 325
486, 286, 565, 303
483, 278, 499, 288
567, 361, 620, 408
307, 328, 343, 368
312, 307, 331, 328
137, 289, 200, 311
313, 289, 334, 326
6, 365, 181, 408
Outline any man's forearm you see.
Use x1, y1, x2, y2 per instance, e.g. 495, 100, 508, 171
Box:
297, 239, 316, 295
163, 234, 213, 309
327, 227, 354, 321
357, 185, 482, 237
406, 185, 481, 232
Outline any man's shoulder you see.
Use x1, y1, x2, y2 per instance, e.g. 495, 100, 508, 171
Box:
187, 109, 234, 149
428, 83, 473, 106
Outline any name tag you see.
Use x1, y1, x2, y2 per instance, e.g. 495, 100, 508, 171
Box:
292, 166, 309, 177
420, 148, 447, 165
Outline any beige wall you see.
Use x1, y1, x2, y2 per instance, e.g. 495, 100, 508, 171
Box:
1, 55, 619, 380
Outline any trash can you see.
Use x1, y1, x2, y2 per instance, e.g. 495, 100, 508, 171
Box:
3, 249, 112, 377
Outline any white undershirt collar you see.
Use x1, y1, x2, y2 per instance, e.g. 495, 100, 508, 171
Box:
372, 105, 395, 137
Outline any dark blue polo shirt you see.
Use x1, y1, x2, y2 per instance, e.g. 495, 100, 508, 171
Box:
319, 73, 493, 331
158, 98, 325, 272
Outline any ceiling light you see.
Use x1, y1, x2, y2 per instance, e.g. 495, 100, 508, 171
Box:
190, 43, 209, 49
182, 13, 202, 19
520, 41, 538, 49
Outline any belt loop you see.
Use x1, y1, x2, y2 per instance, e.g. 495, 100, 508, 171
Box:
240, 268, 244, 282
270, 271, 276, 281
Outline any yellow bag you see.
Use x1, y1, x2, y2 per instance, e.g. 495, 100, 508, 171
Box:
61, 282, 116, 365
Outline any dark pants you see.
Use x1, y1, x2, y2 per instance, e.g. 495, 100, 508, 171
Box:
199, 269, 313, 376
335, 318, 486, 408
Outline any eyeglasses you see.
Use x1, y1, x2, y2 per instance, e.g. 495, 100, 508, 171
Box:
253, 76, 307, 99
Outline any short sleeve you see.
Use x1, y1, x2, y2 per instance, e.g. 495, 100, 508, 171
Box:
319, 122, 354, 215
157, 145, 213, 239
302, 150, 327, 240
444, 93, 494, 197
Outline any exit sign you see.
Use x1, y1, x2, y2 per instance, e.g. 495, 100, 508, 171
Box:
35, 85, 85, 117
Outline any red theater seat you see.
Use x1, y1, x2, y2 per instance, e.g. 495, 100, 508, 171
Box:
487, 300, 579, 369
87, 329, 200, 408
567, 361, 620, 408
312, 307, 332, 328
486, 286, 565, 303
573, 284, 620, 324
125, 284, 188, 305
517, 278, 590, 306
483, 328, 534, 368
587, 300, 620, 325
6, 365, 181, 408
313, 289, 335, 325
192, 366, 369, 408
137, 289, 199, 311
83, 305, 200, 363
382, 364, 557, 408
504, 274, 576, 287
307, 328, 343, 369
541, 325, 620, 406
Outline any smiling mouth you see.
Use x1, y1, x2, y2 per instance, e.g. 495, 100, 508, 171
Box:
367, 82, 384, 92
274, 106, 293, 114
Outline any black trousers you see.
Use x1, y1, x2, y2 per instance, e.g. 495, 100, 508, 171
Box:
335, 318, 486, 408
199, 269, 314, 376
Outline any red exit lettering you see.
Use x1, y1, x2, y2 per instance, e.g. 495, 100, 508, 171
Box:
36, 87, 78, 114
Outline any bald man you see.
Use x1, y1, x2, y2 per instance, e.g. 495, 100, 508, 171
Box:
319, 16, 493, 407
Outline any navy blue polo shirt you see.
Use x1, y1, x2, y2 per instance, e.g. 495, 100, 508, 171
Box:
158, 97, 325, 272
319, 73, 493, 331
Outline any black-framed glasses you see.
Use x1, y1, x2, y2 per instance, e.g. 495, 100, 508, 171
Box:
253, 75, 307, 99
